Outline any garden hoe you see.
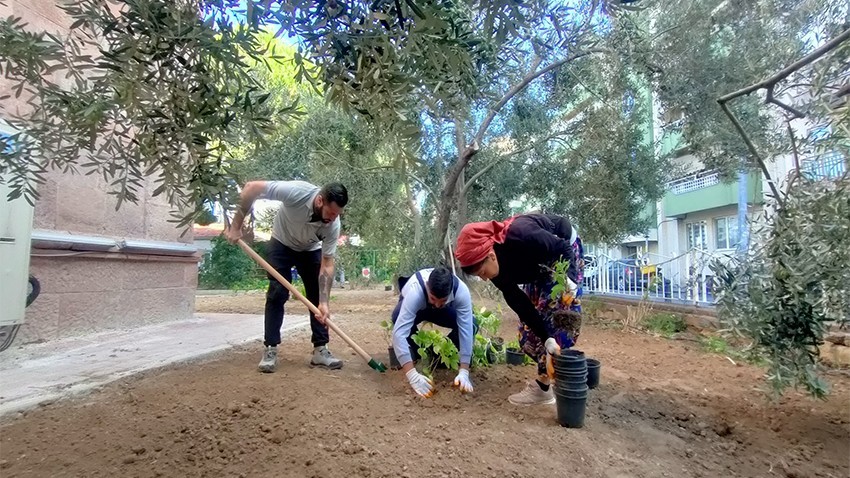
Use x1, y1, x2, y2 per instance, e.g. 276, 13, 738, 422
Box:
224, 216, 387, 373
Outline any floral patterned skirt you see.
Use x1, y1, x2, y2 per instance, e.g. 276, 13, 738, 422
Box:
518, 238, 584, 376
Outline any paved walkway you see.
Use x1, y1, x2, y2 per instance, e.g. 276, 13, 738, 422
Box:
0, 313, 309, 416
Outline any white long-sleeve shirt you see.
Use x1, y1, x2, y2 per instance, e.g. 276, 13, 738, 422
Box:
392, 268, 474, 365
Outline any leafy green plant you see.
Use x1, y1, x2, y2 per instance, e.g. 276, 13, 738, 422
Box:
230, 276, 268, 291
472, 334, 491, 368
700, 335, 729, 354
475, 306, 501, 339
549, 258, 572, 300
715, 174, 850, 398
412, 329, 460, 377
643, 312, 687, 338
506, 339, 521, 351
379, 320, 393, 348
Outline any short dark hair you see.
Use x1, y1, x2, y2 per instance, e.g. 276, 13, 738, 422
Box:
321, 182, 348, 207
427, 266, 454, 299
460, 259, 485, 276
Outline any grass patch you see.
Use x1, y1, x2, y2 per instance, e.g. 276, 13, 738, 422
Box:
643, 312, 687, 337
699, 334, 770, 367
700, 335, 729, 354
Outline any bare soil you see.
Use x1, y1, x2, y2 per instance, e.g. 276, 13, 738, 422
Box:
1, 289, 848, 478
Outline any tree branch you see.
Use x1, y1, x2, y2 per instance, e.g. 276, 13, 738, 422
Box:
715, 28, 850, 211
441, 48, 606, 206
766, 85, 805, 119
473, 49, 604, 147
718, 101, 784, 208
717, 27, 850, 103
784, 119, 802, 191
461, 128, 577, 197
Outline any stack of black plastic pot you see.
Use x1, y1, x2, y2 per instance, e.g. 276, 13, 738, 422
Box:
552, 350, 590, 428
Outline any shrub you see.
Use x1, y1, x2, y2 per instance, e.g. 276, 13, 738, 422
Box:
643, 312, 687, 337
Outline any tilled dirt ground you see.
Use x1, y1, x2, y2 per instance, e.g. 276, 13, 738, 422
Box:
1, 289, 848, 478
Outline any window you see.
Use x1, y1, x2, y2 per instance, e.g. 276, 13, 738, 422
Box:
686, 221, 707, 250
714, 216, 740, 250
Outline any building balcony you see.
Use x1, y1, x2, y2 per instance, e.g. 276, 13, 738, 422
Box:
802, 151, 846, 180
663, 170, 763, 217
621, 229, 658, 244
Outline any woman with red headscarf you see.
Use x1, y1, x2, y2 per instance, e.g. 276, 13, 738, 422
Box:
455, 213, 584, 406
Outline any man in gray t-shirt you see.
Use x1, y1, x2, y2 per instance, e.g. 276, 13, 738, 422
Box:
225, 180, 348, 372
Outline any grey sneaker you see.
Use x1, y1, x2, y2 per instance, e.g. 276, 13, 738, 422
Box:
310, 346, 343, 370
508, 381, 555, 406
258, 346, 277, 373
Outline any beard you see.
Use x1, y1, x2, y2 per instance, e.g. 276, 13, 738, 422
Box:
311, 205, 332, 223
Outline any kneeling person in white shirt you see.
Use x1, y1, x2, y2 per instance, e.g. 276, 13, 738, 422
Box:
391, 266, 475, 398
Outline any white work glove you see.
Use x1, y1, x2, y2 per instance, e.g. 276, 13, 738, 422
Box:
452, 368, 474, 393
566, 277, 579, 296
545, 337, 561, 356
406, 368, 434, 398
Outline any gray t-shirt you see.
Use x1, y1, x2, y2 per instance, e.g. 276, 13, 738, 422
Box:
261, 180, 340, 256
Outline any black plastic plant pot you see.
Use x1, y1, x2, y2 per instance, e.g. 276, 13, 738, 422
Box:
505, 348, 525, 365
560, 349, 586, 359
554, 373, 588, 386
554, 382, 590, 395
555, 393, 587, 428
586, 358, 601, 389
554, 366, 588, 376
486, 338, 505, 364
553, 351, 586, 368
555, 381, 590, 397
388, 347, 401, 370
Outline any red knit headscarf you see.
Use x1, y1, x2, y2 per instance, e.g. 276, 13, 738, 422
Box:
454, 217, 517, 267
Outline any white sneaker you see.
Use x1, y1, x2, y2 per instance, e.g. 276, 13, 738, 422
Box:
258, 346, 277, 373
508, 381, 555, 406
310, 345, 343, 370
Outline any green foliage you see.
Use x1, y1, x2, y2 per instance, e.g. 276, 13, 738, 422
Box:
0, 0, 301, 222
643, 312, 687, 338
199, 237, 257, 289
549, 258, 571, 301
506, 339, 520, 351
715, 174, 850, 399
700, 336, 730, 355
648, 0, 846, 176
195, 207, 217, 226
230, 277, 268, 291
474, 306, 501, 339
379, 320, 393, 347
471, 334, 491, 368
412, 329, 460, 376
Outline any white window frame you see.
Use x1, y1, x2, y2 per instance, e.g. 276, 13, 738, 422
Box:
714, 215, 740, 250
686, 221, 707, 250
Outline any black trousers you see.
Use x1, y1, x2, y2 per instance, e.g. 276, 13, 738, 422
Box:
264, 238, 328, 347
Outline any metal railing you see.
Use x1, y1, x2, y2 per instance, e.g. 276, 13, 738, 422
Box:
802, 151, 847, 180
582, 248, 735, 306
668, 170, 721, 195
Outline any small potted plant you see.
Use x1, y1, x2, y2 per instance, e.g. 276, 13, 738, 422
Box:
505, 339, 525, 365
475, 306, 504, 364
380, 320, 400, 369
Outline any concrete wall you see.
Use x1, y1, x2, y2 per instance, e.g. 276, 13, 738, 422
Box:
2, 0, 198, 344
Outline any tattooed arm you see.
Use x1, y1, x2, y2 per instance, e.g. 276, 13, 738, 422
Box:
316, 255, 335, 325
